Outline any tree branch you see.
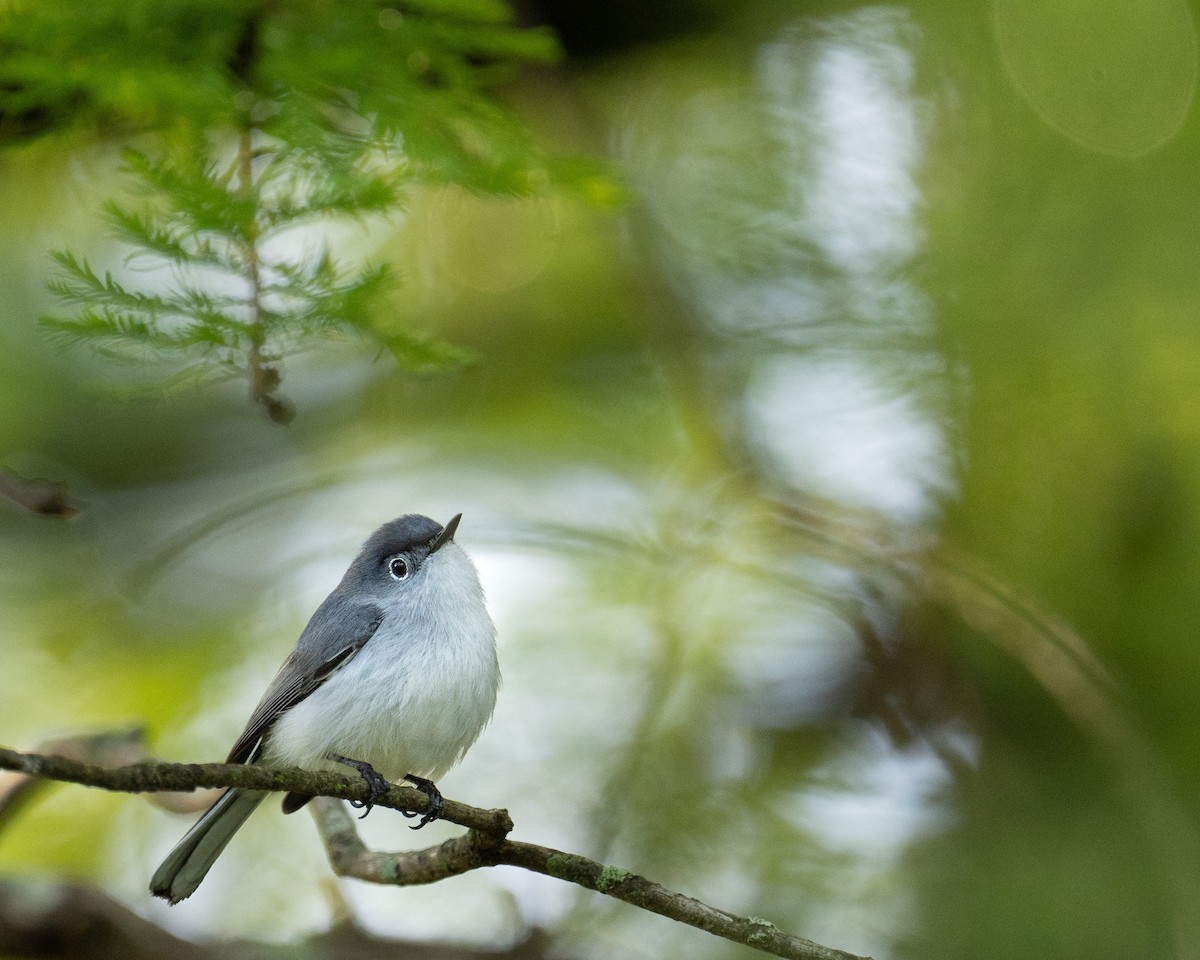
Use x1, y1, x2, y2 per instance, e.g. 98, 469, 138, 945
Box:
0, 747, 870, 960
0, 747, 507, 834
0, 730, 147, 830
311, 799, 865, 960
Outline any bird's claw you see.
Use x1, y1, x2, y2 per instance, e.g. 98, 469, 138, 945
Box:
402, 775, 443, 829
333, 756, 391, 819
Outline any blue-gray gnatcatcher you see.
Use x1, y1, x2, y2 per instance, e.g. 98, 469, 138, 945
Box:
150, 513, 498, 904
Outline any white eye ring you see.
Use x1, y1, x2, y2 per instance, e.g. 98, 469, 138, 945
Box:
388, 556, 411, 580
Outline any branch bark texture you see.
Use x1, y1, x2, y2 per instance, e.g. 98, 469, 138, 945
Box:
0, 747, 870, 960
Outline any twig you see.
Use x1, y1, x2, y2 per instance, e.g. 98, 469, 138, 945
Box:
312, 797, 866, 960
0, 748, 870, 960
229, 10, 292, 425
0, 748, 506, 832
0, 729, 146, 829
0, 729, 218, 826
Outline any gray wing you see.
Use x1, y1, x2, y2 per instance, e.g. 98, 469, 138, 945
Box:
225, 598, 385, 764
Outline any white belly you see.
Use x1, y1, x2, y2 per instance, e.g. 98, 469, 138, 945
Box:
264, 595, 498, 783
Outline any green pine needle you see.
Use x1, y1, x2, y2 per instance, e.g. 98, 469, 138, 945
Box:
14, 0, 617, 421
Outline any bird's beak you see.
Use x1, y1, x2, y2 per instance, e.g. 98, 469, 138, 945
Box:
429, 513, 462, 554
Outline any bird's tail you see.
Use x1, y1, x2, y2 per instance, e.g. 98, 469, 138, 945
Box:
150, 788, 268, 904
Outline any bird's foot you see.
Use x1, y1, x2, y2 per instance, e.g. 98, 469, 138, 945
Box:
333, 755, 391, 819
402, 775, 443, 829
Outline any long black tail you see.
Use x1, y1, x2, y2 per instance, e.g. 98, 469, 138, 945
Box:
149, 788, 268, 904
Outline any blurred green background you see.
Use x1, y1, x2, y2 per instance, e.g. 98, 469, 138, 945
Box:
2, 1, 1200, 958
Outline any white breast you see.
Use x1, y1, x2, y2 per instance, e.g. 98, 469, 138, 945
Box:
264, 543, 498, 783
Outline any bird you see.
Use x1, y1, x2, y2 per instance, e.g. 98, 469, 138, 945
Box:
150, 513, 498, 904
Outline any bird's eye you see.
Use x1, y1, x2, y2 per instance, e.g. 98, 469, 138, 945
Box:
388, 556, 410, 580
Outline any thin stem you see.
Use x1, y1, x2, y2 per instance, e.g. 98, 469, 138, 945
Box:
310, 797, 868, 960
235, 126, 292, 424
229, 5, 292, 425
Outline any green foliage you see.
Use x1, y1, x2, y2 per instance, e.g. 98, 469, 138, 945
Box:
1, 0, 583, 421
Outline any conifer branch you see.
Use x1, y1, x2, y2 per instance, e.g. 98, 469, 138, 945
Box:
21, 0, 601, 422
